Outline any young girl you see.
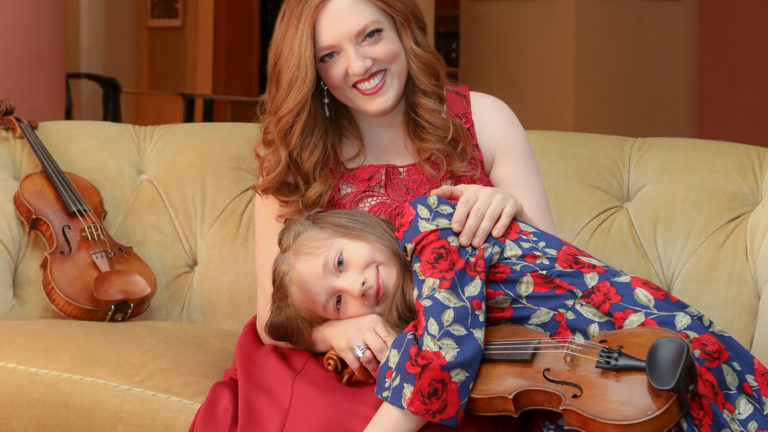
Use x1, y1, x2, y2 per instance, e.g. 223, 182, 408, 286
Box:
266, 196, 768, 432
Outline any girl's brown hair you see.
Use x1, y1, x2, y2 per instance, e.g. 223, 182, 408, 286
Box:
254, 0, 474, 218
266, 209, 415, 348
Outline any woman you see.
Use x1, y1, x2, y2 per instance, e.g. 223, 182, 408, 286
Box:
253, 0, 554, 376
266, 196, 768, 432
193, 0, 557, 430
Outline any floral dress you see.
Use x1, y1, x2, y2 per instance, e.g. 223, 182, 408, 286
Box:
375, 195, 768, 431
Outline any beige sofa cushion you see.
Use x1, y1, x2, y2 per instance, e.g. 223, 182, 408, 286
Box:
0, 319, 238, 431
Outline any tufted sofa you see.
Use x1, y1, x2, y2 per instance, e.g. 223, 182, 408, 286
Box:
0, 121, 766, 431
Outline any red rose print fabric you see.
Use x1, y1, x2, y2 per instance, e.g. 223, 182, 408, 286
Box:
375, 196, 768, 431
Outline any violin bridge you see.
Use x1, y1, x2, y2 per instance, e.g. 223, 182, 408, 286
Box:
562, 340, 575, 368
90, 250, 111, 272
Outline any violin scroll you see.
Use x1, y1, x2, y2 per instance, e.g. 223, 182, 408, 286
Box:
0, 99, 15, 116
0, 99, 37, 136
323, 349, 373, 385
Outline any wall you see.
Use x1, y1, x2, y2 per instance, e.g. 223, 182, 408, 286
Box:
698, 1, 768, 147
417, 0, 436, 45
67, 0, 138, 120
460, 0, 698, 139
59, 0, 767, 147
132, 0, 214, 124
574, 0, 697, 138
67, 0, 213, 125
0, 0, 66, 121
460, 0, 576, 132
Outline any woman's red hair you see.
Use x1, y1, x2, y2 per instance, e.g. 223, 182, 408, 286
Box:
255, 0, 474, 218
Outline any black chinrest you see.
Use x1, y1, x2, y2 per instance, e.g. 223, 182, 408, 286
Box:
645, 337, 698, 413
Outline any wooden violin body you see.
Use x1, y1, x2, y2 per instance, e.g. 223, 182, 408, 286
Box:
3, 100, 156, 321
469, 325, 696, 432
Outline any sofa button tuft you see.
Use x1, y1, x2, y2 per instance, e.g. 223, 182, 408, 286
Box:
139, 174, 148, 182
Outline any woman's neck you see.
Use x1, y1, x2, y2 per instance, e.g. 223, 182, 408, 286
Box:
345, 103, 415, 166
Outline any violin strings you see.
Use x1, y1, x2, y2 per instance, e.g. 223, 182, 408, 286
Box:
21, 122, 112, 260
486, 338, 606, 351
487, 336, 605, 347
484, 338, 609, 360
485, 348, 603, 362
484, 343, 603, 356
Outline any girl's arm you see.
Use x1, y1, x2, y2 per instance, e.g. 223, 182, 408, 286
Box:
432, 91, 555, 246
375, 196, 489, 428
365, 402, 427, 432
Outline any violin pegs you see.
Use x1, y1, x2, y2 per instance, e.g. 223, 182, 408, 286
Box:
0, 116, 22, 138
0, 99, 16, 116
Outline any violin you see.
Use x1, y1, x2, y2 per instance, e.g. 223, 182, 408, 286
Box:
470, 324, 696, 431
326, 324, 697, 432
1, 100, 157, 322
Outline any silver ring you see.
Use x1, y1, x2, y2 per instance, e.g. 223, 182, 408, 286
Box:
353, 343, 369, 359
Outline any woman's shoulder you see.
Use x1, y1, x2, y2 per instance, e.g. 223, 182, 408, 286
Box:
468, 91, 518, 121
467, 90, 527, 162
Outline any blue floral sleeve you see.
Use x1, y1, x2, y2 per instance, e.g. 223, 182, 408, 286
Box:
374, 196, 495, 427
373, 197, 768, 432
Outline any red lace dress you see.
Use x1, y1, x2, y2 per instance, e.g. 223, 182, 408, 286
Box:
327, 85, 491, 223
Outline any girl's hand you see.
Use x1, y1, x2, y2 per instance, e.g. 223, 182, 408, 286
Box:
365, 401, 427, 432
430, 184, 521, 247
313, 314, 396, 379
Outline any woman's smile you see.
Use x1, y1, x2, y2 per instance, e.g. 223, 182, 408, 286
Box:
354, 70, 387, 95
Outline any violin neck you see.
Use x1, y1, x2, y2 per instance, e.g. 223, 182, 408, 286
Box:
17, 120, 89, 214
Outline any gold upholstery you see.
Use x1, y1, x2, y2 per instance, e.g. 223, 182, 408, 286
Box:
0, 122, 765, 431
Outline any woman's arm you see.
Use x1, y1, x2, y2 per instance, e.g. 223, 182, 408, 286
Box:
253, 193, 289, 346
471, 91, 555, 233
432, 91, 555, 246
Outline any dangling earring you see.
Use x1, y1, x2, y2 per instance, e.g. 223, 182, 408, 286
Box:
320, 81, 330, 118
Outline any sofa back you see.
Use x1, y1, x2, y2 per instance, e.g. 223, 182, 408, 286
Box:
1, 122, 766, 362
528, 130, 768, 362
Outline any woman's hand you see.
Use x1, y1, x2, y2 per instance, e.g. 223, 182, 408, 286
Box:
430, 184, 522, 247
312, 314, 397, 378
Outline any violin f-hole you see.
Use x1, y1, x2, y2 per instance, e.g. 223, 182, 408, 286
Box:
542, 367, 583, 398
60, 224, 73, 256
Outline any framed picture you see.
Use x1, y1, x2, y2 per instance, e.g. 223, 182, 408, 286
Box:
148, 0, 183, 27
